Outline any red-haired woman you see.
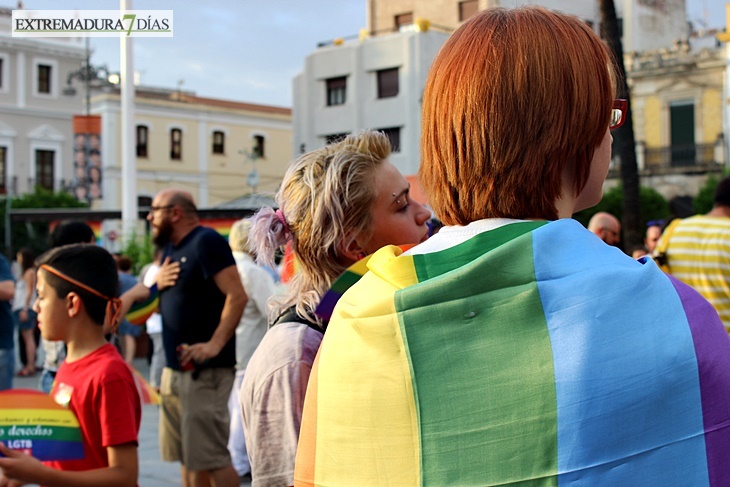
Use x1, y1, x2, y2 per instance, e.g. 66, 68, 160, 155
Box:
295, 7, 730, 486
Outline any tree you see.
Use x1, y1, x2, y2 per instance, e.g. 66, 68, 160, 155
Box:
120, 233, 155, 276
574, 184, 669, 233
0, 187, 88, 257
599, 0, 642, 249
693, 175, 719, 215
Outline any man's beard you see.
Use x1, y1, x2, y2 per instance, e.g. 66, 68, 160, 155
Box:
152, 220, 173, 247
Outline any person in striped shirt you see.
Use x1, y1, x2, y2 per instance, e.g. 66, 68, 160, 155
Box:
658, 176, 730, 332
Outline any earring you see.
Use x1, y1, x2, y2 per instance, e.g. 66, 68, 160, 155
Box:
357, 252, 366, 260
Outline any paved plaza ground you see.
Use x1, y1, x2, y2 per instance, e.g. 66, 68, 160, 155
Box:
13, 357, 252, 487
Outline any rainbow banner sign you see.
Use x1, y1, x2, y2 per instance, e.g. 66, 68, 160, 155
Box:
0, 389, 84, 461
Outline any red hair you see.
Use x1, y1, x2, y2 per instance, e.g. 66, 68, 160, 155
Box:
420, 7, 617, 224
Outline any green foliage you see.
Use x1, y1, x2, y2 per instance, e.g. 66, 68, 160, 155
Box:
120, 233, 155, 276
693, 175, 719, 215
573, 184, 669, 229
0, 187, 88, 257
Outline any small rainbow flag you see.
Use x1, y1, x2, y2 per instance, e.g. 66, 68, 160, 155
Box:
128, 366, 160, 405
0, 389, 84, 461
126, 284, 159, 326
280, 241, 299, 284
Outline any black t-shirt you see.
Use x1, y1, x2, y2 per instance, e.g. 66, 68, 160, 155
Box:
160, 226, 236, 370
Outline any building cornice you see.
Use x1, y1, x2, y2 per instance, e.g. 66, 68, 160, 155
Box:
0, 105, 76, 119
94, 98, 291, 131
0, 35, 85, 59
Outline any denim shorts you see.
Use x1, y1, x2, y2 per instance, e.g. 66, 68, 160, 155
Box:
14, 309, 37, 331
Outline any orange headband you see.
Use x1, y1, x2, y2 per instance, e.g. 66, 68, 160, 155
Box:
40, 264, 123, 333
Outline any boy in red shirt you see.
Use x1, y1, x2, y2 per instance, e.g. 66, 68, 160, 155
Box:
0, 244, 141, 487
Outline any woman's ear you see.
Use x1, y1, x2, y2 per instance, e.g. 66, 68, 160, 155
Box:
338, 234, 364, 264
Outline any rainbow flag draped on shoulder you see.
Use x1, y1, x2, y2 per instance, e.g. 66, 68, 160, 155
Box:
295, 219, 730, 486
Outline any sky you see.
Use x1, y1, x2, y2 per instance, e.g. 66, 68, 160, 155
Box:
7, 0, 729, 108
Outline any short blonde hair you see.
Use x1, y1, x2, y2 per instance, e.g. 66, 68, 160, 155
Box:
229, 218, 252, 254
249, 130, 391, 324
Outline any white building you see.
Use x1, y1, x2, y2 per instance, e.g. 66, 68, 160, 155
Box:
0, 7, 85, 195
295, 1, 692, 190
293, 27, 449, 178
367, 0, 689, 54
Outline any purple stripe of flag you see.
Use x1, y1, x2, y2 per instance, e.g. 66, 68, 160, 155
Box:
669, 276, 730, 486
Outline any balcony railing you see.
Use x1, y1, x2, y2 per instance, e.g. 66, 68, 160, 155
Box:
608, 142, 724, 178
645, 143, 717, 169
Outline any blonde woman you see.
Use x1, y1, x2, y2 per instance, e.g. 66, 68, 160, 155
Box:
239, 130, 430, 485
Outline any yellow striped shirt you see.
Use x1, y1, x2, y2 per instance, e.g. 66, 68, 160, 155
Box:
660, 215, 730, 331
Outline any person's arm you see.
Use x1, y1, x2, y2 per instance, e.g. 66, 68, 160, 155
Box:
180, 265, 247, 365
0, 280, 13, 303
242, 359, 312, 486
18, 269, 35, 323
0, 442, 137, 487
118, 282, 151, 318
248, 267, 277, 316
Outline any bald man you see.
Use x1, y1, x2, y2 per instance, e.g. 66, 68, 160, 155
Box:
588, 212, 621, 246
148, 189, 247, 487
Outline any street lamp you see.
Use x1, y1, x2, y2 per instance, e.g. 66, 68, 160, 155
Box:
239, 148, 260, 194
63, 37, 116, 114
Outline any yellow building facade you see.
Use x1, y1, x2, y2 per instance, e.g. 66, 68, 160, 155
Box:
628, 37, 724, 173
91, 87, 292, 209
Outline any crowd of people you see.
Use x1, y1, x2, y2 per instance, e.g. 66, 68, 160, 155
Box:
0, 5, 728, 487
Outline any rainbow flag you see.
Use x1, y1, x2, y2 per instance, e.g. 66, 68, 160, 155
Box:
295, 219, 730, 486
280, 241, 299, 284
0, 389, 84, 461
316, 244, 415, 321
129, 366, 160, 405
126, 284, 159, 326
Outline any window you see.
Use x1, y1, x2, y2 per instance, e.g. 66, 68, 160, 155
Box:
379, 127, 401, 152
35, 149, 54, 190
325, 133, 348, 145
326, 77, 346, 106
212, 131, 225, 154
38, 64, 52, 94
459, 0, 478, 22
395, 12, 413, 31
136, 125, 148, 158
0, 146, 6, 194
670, 101, 695, 167
170, 128, 182, 160
252, 135, 265, 159
377, 68, 399, 98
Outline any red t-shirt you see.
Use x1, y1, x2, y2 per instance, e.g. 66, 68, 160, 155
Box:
46, 343, 141, 472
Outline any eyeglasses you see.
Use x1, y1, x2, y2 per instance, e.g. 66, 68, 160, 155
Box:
149, 205, 174, 213
610, 99, 628, 130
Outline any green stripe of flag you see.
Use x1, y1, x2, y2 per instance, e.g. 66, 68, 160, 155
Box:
397, 223, 558, 486
412, 221, 547, 282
